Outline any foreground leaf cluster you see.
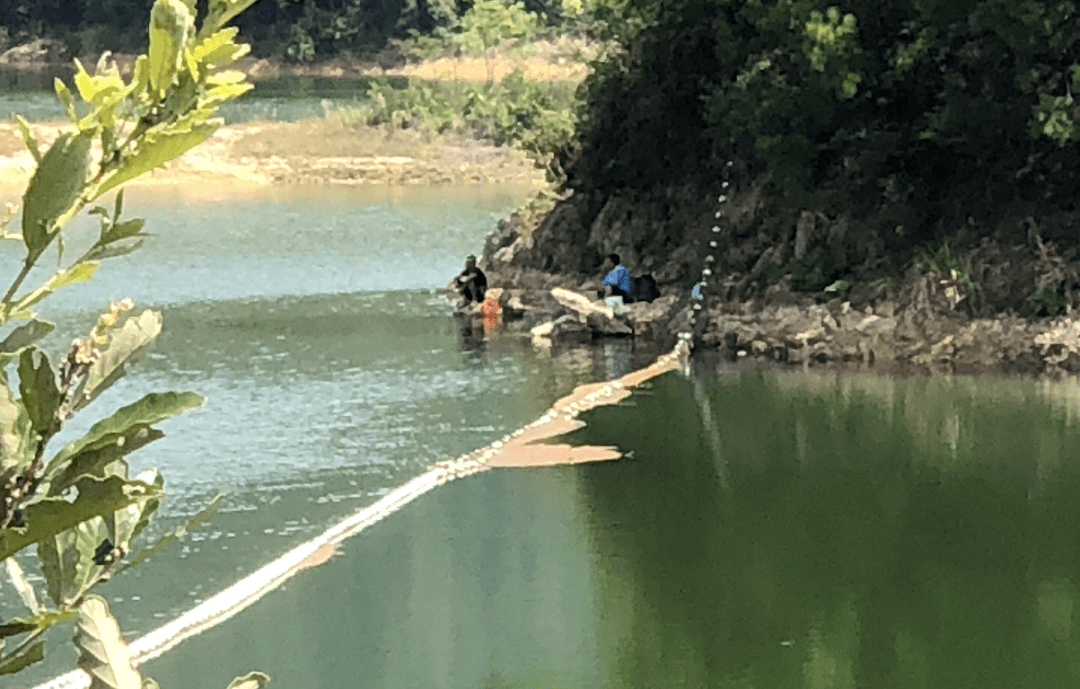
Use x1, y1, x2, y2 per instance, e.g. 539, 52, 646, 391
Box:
0, 0, 269, 686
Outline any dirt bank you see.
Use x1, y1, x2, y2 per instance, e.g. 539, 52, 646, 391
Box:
0, 118, 546, 193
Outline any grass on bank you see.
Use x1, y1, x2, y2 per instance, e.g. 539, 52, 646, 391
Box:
332, 70, 579, 180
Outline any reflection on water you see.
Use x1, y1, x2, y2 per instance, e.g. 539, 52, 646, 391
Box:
138, 362, 1080, 689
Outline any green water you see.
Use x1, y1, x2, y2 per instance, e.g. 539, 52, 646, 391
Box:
140, 363, 1080, 689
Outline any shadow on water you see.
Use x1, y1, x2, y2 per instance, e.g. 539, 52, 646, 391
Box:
573, 364, 1080, 688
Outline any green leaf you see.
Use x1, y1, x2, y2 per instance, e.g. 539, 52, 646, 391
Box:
226, 671, 271, 689
0, 610, 77, 639
192, 28, 250, 69
75, 595, 143, 689
201, 0, 262, 38
5, 557, 42, 614
38, 520, 107, 607
0, 475, 160, 562
21, 132, 93, 257
0, 639, 44, 675
115, 494, 224, 575
85, 238, 146, 263
74, 310, 164, 412
149, 0, 195, 93
18, 349, 61, 437
46, 425, 159, 499
101, 219, 146, 245
131, 56, 151, 98
54, 79, 79, 122
0, 619, 36, 638
47, 391, 202, 492
0, 320, 55, 355
74, 59, 97, 103
0, 380, 31, 484
14, 263, 102, 315
96, 121, 218, 198
73, 59, 127, 108
107, 468, 163, 552
113, 189, 125, 223
16, 116, 41, 164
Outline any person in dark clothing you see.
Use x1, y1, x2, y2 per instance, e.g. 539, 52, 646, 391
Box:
455, 255, 487, 304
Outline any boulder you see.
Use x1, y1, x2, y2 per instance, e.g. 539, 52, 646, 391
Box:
624, 294, 679, 341
586, 311, 633, 336
549, 314, 592, 346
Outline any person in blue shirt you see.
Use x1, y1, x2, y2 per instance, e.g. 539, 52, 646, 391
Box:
600, 253, 634, 303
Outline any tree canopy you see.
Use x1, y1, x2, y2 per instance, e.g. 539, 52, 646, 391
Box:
569, 0, 1080, 241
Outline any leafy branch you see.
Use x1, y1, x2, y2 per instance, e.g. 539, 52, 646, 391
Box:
0, 0, 270, 686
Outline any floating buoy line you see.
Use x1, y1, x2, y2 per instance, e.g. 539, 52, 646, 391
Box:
34, 343, 691, 689
36, 162, 733, 688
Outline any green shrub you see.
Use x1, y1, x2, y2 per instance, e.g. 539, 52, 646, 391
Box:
338, 71, 579, 173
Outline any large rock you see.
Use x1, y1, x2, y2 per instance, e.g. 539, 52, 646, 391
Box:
624, 294, 679, 341
550, 287, 615, 320
548, 314, 592, 346
0, 39, 70, 65
586, 311, 633, 336
483, 216, 522, 264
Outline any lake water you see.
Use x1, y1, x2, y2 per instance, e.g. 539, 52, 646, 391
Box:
138, 361, 1080, 689
8, 182, 644, 685
0, 69, 377, 123
133, 355, 1080, 689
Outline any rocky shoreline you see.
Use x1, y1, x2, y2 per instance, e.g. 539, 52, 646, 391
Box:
485, 271, 1080, 378
477, 202, 1080, 379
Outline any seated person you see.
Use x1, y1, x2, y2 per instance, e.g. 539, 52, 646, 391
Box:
454, 255, 487, 304
599, 253, 634, 304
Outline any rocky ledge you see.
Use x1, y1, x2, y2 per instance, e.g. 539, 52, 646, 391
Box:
480, 221, 1080, 377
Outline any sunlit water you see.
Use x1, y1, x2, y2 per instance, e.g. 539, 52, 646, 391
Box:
6, 182, 640, 685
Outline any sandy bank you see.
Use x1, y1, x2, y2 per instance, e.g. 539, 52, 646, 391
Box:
0, 118, 546, 196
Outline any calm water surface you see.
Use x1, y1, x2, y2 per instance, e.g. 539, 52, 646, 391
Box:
147, 364, 1080, 689
9, 182, 628, 685
3, 182, 1080, 686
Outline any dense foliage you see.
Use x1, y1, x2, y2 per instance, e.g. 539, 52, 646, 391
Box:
0, 0, 628, 61
345, 71, 577, 175
569, 0, 1080, 242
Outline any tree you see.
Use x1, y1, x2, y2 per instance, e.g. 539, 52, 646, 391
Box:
0, 0, 269, 686
455, 0, 539, 82
571, 0, 1080, 238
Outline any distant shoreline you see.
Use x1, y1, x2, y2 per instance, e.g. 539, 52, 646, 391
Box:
0, 44, 590, 84
0, 118, 548, 194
